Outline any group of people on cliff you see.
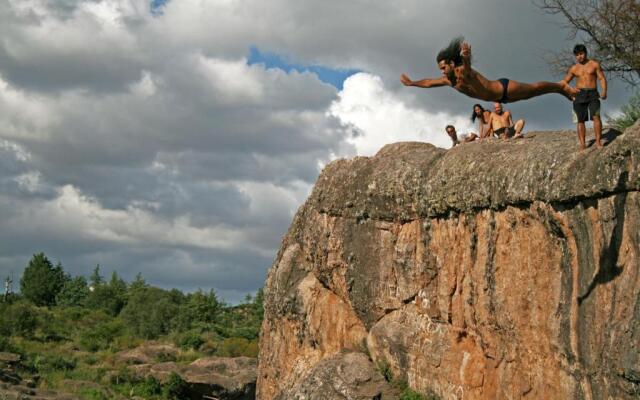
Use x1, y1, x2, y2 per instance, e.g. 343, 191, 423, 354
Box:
401, 39, 608, 150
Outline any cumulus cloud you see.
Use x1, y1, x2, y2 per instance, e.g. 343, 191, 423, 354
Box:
0, 0, 633, 303
329, 73, 474, 154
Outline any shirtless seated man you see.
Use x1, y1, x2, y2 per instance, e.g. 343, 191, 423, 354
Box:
445, 124, 477, 147
401, 37, 578, 103
487, 102, 525, 140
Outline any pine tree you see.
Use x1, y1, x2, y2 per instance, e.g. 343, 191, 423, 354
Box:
20, 253, 68, 306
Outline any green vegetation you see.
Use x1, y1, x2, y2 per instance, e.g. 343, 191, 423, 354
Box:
608, 91, 640, 131
377, 359, 441, 400
1, 252, 264, 400
19, 252, 67, 306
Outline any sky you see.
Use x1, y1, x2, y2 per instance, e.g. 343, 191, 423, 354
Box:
0, 0, 633, 303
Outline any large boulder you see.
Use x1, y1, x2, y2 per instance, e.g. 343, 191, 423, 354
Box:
258, 123, 640, 399
130, 356, 256, 400
274, 352, 399, 400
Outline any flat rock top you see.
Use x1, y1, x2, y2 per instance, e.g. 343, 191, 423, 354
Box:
308, 122, 640, 220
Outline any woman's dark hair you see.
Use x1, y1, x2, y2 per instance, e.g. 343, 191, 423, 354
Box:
437, 37, 464, 66
471, 103, 485, 122
445, 124, 455, 132
573, 44, 587, 55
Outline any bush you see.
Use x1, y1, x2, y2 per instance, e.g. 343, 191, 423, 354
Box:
216, 337, 258, 357
120, 287, 179, 339
609, 91, 640, 131
78, 320, 125, 352
39, 354, 77, 372
4, 302, 38, 338
175, 331, 204, 351
134, 376, 162, 397
163, 372, 190, 400
79, 388, 109, 400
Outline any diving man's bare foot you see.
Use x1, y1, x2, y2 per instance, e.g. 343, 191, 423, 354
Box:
561, 82, 579, 101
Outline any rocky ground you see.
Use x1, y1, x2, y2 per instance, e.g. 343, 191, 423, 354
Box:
0, 345, 257, 400
122, 344, 256, 400
0, 352, 79, 400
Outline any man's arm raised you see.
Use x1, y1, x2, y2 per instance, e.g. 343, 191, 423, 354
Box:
400, 73, 449, 88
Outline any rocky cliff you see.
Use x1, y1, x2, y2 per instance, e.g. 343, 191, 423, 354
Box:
257, 122, 640, 400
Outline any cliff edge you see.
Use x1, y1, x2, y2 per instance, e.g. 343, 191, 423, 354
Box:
257, 122, 640, 399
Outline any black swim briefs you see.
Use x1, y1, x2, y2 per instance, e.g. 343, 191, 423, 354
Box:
494, 126, 515, 137
498, 78, 510, 104
573, 88, 600, 123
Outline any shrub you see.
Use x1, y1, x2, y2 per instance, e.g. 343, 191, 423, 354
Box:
78, 320, 124, 352
216, 337, 258, 358
79, 387, 109, 400
175, 331, 204, 351
163, 372, 190, 400
377, 360, 393, 382
608, 91, 640, 131
134, 376, 162, 397
120, 287, 178, 339
5, 302, 38, 338
40, 354, 77, 372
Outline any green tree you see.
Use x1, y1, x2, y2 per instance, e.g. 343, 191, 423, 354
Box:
120, 287, 179, 338
187, 289, 221, 324
89, 265, 103, 289
128, 272, 148, 293
85, 271, 127, 316
20, 253, 68, 306
56, 276, 90, 307
174, 289, 222, 331
608, 91, 640, 130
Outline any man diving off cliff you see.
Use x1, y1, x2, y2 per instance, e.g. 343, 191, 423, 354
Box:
400, 37, 578, 103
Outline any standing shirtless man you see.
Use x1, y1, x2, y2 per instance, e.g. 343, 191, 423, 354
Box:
401, 37, 578, 103
487, 103, 525, 140
563, 44, 607, 150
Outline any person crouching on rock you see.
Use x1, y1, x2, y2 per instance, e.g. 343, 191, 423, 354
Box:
471, 104, 492, 139
445, 124, 477, 148
487, 102, 525, 140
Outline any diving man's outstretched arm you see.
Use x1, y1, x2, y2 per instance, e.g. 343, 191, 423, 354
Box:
400, 73, 449, 88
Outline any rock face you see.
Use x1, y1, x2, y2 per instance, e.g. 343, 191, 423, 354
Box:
257, 123, 640, 399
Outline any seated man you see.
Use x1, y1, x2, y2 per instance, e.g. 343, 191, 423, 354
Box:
445, 124, 477, 148
487, 103, 525, 140
401, 37, 578, 103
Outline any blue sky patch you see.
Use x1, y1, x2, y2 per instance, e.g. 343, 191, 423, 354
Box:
151, 0, 168, 14
247, 46, 360, 90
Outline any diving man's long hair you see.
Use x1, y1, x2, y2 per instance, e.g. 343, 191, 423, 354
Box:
436, 36, 465, 66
